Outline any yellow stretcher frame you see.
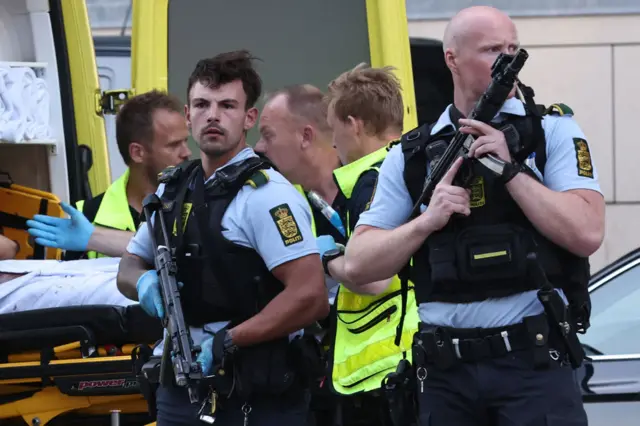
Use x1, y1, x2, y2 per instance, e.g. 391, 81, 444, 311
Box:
0, 182, 64, 260
0, 340, 155, 425
129, 0, 418, 133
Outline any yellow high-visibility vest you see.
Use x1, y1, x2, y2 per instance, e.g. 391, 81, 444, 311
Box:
76, 168, 137, 258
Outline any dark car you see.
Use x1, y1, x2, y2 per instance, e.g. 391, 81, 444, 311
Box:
577, 248, 640, 424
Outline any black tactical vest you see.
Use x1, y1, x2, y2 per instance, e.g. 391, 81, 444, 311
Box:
399, 97, 591, 328
154, 156, 284, 328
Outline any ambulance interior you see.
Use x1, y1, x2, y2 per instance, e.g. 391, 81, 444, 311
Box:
0, 1, 453, 425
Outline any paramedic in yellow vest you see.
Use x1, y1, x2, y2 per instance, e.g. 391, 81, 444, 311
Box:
26, 90, 191, 259
318, 63, 420, 426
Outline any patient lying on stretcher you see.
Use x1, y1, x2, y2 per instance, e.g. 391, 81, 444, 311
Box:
0, 254, 137, 314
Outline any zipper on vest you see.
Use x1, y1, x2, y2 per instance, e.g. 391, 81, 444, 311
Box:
347, 305, 397, 334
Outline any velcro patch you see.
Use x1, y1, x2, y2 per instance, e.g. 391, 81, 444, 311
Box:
573, 138, 594, 178
269, 203, 303, 247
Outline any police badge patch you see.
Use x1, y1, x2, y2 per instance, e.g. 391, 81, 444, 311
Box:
269, 203, 303, 246
573, 138, 594, 178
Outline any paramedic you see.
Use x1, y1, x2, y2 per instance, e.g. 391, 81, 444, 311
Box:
26, 91, 191, 259
256, 84, 344, 246
117, 50, 329, 426
0, 234, 18, 260
342, 6, 605, 426
318, 64, 419, 426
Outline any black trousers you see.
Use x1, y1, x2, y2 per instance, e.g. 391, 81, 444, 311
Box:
155, 385, 310, 426
415, 349, 588, 426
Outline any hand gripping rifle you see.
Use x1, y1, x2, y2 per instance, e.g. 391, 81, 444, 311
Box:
142, 193, 203, 404
408, 49, 529, 218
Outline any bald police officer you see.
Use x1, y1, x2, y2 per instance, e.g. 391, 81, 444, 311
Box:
117, 50, 329, 426
342, 6, 604, 426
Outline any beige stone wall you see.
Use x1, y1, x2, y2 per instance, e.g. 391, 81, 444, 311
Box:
408, 15, 640, 273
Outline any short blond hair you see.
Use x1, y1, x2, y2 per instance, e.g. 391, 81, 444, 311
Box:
326, 63, 404, 136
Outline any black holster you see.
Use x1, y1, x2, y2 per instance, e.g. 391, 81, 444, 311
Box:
382, 359, 418, 426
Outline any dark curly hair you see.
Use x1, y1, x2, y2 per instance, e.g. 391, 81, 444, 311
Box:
186, 50, 262, 110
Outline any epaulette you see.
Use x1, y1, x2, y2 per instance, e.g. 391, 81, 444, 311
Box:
386, 139, 401, 151
544, 103, 574, 116
157, 160, 196, 184
245, 170, 270, 189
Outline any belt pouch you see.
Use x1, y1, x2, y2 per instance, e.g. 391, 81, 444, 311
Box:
456, 224, 528, 282
427, 232, 458, 283
417, 327, 457, 370
523, 314, 551, 369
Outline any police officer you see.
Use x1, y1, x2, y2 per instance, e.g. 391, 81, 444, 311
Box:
27, 90, 191, 259
256, 84, 344, 246
116, 50, 329, 426
342, 6, 605, 426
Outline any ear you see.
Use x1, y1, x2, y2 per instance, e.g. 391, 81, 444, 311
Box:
244, 107, 259, 131
129, 142, 146, 165
301, 124, 315, 149
444, 48, 458, 75
184, 104, 191, 128
346, 115, 362, 136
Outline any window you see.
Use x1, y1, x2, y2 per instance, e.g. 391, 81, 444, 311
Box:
580, 259, 640, 356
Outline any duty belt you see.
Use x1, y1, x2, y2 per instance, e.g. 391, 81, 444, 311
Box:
414, 313, 550, 370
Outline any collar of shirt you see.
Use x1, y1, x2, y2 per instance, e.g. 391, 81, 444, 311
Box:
430, 97, 527, 136
203, 146, 257, 184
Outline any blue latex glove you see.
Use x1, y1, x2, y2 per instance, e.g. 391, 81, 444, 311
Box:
316, 235, 338, 258
196, 336, 214, 376
136, 270, 184, 319
26, 202, 95, 251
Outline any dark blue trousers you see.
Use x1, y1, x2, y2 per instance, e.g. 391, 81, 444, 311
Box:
156, 385, 310, 426
416, 349, 588, 426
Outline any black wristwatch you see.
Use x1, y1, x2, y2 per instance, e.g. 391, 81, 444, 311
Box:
501, 161, 525, 184
322, 245, 345, 277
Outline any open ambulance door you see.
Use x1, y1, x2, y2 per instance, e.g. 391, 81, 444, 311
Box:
130, 0, 418, 155
0, 0, 115, 259
52, 0, 130, 201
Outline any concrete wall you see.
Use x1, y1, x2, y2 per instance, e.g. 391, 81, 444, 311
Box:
408, 14, 640, 273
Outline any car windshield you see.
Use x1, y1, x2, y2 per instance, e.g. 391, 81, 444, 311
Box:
580, 258, 640, 356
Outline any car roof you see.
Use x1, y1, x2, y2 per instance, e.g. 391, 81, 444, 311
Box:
590, 246, 640, 284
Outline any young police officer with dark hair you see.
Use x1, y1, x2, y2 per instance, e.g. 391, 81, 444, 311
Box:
117, 50, 329, 425
342, 6, 605, 426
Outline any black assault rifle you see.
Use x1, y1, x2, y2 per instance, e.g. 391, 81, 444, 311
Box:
408, 49, 529, 218
142, 193, 203, 404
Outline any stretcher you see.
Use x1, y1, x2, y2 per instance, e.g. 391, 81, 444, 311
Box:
0, 172, 64, 260
0, 304, 164, 425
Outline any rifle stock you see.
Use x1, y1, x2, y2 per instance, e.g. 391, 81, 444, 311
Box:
143, 193, 204, 404
408, 49, 530, 218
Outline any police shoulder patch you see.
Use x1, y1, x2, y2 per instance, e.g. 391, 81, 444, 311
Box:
545, 103, 574, 116
573, 138, 594, 178
269, 203, 303, 247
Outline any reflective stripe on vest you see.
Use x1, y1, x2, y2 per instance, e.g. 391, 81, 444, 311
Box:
330, 146, 420, 395
77, 169, 136, 259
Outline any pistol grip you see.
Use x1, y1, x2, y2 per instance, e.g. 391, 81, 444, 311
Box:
453, 155, 475, 188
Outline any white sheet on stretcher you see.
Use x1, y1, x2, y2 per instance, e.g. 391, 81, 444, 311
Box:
0, 257, 137, 315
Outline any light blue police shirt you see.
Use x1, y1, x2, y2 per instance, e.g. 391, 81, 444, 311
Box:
356, 97, 603, 329
126, 147, 318, 352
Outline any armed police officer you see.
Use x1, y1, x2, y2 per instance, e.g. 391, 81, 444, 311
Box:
342, 6, 605, 426
117, 50, 329, 426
